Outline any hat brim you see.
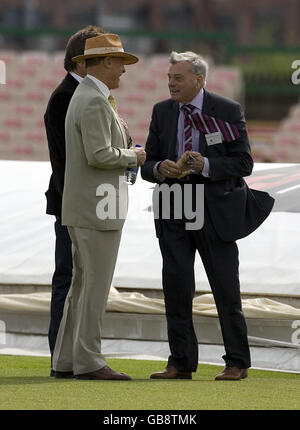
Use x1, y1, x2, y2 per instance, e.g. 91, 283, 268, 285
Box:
72, 51, 139, 65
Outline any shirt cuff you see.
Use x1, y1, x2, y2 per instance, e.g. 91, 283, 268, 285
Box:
153, 161, 165, 181
201, 157, 210, 177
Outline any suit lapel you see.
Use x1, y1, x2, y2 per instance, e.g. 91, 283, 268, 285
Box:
168, 101, 179, 160
112, 109, 127, 148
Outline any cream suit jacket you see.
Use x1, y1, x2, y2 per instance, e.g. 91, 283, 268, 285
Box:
62, 76, 137, 231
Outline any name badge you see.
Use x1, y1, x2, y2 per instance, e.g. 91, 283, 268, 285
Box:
205, 131, 223, 146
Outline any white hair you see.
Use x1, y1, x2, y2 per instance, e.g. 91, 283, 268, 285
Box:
169, 51, 208, 85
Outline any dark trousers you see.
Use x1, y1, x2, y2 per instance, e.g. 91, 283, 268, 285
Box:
158, 212, 251, 372
48, 216, 73, 360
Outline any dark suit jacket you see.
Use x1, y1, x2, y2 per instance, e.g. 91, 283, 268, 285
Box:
141, 89, 274, 242
44, 73, 79, 216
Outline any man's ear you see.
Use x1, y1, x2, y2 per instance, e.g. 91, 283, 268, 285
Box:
197, 74, 205, 89
103, 56, 113, 69
74, 60, 87, 77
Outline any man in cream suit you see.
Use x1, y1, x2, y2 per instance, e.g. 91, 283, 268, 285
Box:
52, 34, 146, 380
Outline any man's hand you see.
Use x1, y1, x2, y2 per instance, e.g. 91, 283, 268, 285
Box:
176, 151, 191, 178
131, 146, 146, 166
158, 159, 182, 178
177, 151, 204, 178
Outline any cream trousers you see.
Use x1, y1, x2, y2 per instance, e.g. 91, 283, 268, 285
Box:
52, 226, 122, 375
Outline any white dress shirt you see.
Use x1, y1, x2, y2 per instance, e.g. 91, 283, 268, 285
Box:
154, 88, 210, 180
69, 71, 84, 84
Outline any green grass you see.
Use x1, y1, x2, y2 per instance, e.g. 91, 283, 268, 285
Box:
0, 355, 299, 410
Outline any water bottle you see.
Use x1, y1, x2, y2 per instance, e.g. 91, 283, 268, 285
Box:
189, 154, 197, 174
125, 144, 142, 185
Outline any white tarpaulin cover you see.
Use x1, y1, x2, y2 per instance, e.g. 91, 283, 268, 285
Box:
0, 288, 300, 319
0, 160, 300, 297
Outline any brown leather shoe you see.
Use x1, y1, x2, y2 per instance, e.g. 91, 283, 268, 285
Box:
150, 365, 192, 380
75, 365, 131, 380
215, 366, 248, 381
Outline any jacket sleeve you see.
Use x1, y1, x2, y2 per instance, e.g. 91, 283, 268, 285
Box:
141, 105, 162, 183
45, 91, 71, 196
81, 97, 137, 170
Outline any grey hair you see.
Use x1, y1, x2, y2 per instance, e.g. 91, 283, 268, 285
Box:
169, 51, 208, 85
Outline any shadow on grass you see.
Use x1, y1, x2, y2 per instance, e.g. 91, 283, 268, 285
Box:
0, 376, 73, 386
0, 376, 216, 386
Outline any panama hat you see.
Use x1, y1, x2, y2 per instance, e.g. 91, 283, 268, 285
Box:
72, 33, 139, 65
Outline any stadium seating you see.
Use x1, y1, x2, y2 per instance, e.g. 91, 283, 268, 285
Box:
0, 50, 245, 161
262, 101, 300, 162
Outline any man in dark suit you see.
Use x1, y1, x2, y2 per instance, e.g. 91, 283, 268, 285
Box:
141, 51, 274, 381
44, 25, 104, 372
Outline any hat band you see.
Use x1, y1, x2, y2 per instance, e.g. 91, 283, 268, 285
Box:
84, 47, 125, 55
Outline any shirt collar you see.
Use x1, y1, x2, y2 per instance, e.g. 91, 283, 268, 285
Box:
86, 74, 110, 99
69, 71, 84, 84
179, 88, 204, 111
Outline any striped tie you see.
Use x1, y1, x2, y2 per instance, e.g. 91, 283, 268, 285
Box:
181, 104, 195, 151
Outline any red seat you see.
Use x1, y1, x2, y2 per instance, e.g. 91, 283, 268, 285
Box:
3, 117, 23, 128
0, 89, 12, 101
25, 131, 45, 142
26, 90, 46, 102
286, 124, 300, 133
0, 131, 10, 142
39, 79, 57, 89
279, 136, 298, 146
21, 53, 48, 67
152, 70, 167, 79
51, 67, 65, 79
138, 81, 156, 90
14, 105, 35, 115
156, 93, 170, 101
53, 52, 65, 67
124, 94, 145, 103
17, 66, 37, 78
36, 118, 45, 128
118, 107, 135, 117
14, 144, 34, 154
6, 79, 25, 89
0, 51, 16, 65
